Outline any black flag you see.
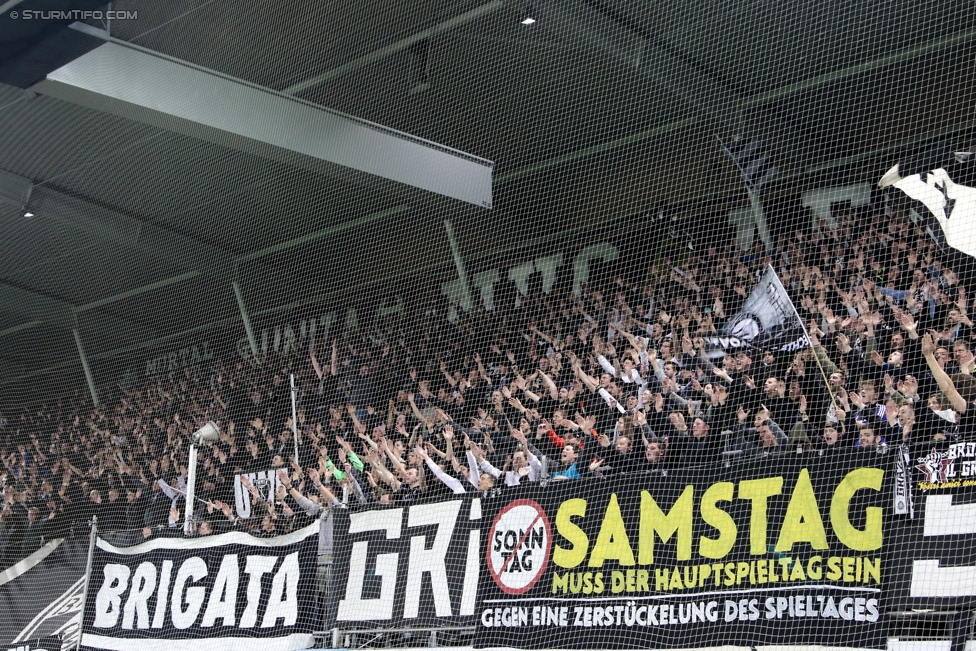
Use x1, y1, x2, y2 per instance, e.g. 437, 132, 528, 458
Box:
717, 136, 778, 249
704, 265, 809, 356
717, 136, 778, 194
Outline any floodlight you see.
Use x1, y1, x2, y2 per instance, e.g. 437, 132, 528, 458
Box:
192, 421, 220, 443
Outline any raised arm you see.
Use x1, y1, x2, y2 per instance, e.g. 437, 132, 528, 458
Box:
466, 447, 482, 490
530, 325, 558, 347
896, 311, 920, 341
483, 458, 507, 490
407, 393, 426, 424
508, 397, 528, 415
574, 362, 599, 394
482, 429, 496, 455
345, 403, 364, 431
409, 421, 426, 448
596, 351, 618, 378
310, 348, 324, 379
922, 332, 968, 413
443, 424, 457, 463
440, 361, 459, 388
279, 469, 323, 516
357, 429, 379, 451
335, 436, 366, 472
419, 447, 466, 494
382, 439, 410, 479
460, 434, 481, 489
648, 349, 668, 383
538, 369, 559, 401
512, 377, 541, 403
616, 327, 641, 351
365, 449, 401, 490
426, 440, 448, 460
347, 471, 369, 504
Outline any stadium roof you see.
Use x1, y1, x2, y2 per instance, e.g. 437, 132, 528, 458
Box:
0, 0, 974, 405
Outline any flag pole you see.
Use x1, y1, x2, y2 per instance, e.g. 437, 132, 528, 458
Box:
290, 374, 299, 463
767, 265, 843, 432
76, 516, 98, 651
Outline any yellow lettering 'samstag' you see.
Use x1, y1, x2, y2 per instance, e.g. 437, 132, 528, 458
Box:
477, 455, 890, 649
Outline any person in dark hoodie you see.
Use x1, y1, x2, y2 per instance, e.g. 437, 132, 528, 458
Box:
143, 479, 175, 530
593, 432, 645, 475
124, 488, 147, 532
667, 412, 723, 467
20, 506, 54, 557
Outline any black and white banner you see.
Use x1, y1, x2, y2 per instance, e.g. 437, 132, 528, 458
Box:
79, 523, 319, 651
887, 441, 976, 613
0, 536, 89, 651
883, 158, 976, 258
233, 469, 283, 520
893, 443, 914, 517
705, 265, 809, 356
331, 498, 483, 628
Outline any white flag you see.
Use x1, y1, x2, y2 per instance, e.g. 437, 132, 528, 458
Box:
888, 167, 976, 258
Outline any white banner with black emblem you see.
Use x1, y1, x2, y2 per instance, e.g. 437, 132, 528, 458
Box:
889, 168, 976, 258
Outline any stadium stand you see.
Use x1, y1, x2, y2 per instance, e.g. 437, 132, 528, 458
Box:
2, 3, 976, 651
1, 199, 972, 552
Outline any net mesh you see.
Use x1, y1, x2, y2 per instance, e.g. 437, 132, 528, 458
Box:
0, 1, 976, 650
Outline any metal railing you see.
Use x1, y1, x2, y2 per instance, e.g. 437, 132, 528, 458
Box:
316, 626, 476, 649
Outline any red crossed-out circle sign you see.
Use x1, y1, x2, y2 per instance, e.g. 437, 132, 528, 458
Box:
486, 499, 552, 595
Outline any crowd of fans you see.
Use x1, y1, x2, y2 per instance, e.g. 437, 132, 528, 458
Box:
1, 203, 976, 565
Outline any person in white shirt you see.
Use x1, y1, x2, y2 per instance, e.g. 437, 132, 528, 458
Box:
422, 457, 466, 494
477, 428, 543, 486
156, 475, 187, 527
597, 351, 643, 385
417, 425, 495, 493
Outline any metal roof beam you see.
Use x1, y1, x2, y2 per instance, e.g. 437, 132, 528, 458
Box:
0, 167, 33, 208
33, 32, 494, 208
538, 0, 741, 134
29, 186, 234, 280
536, 0, 806, 166
74, 271, 201, 313
0, 279, 145, 341
282, 0, 506, 93
0, 169, 222, 339
0, 185, 411, 345
0, 282, 78, 328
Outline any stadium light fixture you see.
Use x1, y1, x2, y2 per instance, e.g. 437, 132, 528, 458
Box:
521, 6, 536, 24
0, 170, 34, 218
192, 421, 220, 443
185, 421, 220, 535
